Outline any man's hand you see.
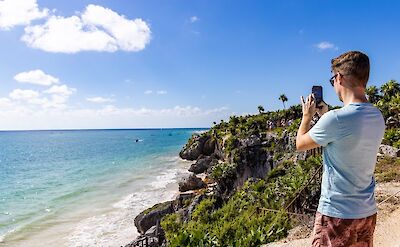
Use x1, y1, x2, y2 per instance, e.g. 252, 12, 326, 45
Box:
301, 94, 316, 118
297, 93, 321, 151
316, 100, 329, 117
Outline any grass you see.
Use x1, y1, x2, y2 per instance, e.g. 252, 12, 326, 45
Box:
375, 156, 400, 182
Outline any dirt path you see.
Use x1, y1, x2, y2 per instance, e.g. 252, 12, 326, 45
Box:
263, 182, 400, 247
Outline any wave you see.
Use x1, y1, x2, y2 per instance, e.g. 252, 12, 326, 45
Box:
1, 152, 192, 246
66, 155, 191, 246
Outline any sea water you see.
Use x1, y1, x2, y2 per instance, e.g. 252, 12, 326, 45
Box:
0, 128, 207, 246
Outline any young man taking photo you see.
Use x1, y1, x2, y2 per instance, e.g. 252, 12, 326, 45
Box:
296, 51, 386, 247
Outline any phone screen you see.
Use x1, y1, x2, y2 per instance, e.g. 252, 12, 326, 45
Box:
312, 86, 323, 105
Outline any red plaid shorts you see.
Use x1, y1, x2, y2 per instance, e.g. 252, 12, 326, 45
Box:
311, 211, 377, 247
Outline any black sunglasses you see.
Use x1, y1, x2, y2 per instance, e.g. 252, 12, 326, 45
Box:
329, 74, 338, 87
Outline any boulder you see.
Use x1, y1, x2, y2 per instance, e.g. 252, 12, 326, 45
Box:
134, 201, 174, 234
188, 156, 219, 174
178, 174, 207, 192
203, 137, 216, 155
179, 135, 211, 160
174, 191, 195, 210
379, 144, 400, 157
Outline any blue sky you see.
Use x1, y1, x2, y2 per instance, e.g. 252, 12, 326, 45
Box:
0, 0, 399, 130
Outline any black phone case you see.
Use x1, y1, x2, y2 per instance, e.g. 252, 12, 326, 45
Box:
312, 86, 323, 109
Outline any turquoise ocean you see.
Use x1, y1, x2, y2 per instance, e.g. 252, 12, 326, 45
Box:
0, 128, 207, 247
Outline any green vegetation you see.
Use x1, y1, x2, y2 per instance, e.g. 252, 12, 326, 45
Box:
210, 162, 238, 182
279, 94, 288, 109
367, 80, 400, 147
382, 127, 400, 148
258, 105, 265, 114
161, 156, 322, 247
167, 79, 400, 246
375, 156, 400, 182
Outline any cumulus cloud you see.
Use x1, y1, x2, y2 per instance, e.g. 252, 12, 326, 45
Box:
9, 89, 40, 101
156, 90, 167, 95
14, 69, 59, 86
86, 96, 114, 103
7, 84, 76, 109
0, 0, 48, 30
144, 90, 153, 94
44, 84, 76, 96
190, 16, 199, 23
316, 41, 338, 51
21, 4, 151, 53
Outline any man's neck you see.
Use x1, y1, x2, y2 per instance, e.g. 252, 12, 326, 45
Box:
342, 88, 368, 106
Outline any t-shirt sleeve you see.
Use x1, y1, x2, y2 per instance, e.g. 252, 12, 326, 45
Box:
308, 111, 339, 147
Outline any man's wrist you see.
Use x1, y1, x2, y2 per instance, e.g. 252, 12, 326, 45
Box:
302, 114, 313, 121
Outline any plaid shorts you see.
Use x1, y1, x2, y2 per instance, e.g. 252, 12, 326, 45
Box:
311, 212, 377, 247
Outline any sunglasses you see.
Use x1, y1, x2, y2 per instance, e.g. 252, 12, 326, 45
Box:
329, 74, 338, 87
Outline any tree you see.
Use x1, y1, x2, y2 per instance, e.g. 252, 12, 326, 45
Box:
365, 85, 381, 104
279, 94, 288, 109
229, 116, 239, 126
257, 105, 265, 114
380, 80, 400, 100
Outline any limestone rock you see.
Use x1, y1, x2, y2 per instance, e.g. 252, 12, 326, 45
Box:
239, 134, 261, 148
379, 144, 400, 157
188, 156, 219, 174
179, 135, 214, 160
178, 174, 207, 192
134, 201, 173, 234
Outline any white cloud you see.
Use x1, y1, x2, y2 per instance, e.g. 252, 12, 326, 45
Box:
0, 101, 230, 130
0, 97, 11, 107
190, 16, 199, 23
44, 84, 76, 96
316, 41, 338, 51
144, 90, 167, 95
156, 90, 167, 95
7, 84, 76, 109
86, 96, 114, 103
9, 89, 39, 101
14, 69, 59, 86
0, 0, 48, 30
21, 4, 151, 53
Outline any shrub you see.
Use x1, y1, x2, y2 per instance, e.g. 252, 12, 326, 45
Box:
162, 156, 322, 246
383, 128, 400, 148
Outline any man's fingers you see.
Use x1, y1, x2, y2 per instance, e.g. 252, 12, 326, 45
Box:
307, 94, 313, 104
301, 96, 305, 105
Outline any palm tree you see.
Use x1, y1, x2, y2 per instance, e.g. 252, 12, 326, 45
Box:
380, 80, 400, 99
365, 85, 381, 104
257, 105, 265, 114
279, 94, 288, 109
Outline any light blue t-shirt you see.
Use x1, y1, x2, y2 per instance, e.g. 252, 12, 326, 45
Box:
308, 102, 385, 219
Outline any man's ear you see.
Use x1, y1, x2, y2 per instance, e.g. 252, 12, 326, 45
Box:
337, 73, 344, 86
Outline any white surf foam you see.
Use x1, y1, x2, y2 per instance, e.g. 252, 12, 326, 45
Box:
67, 155, 191, 247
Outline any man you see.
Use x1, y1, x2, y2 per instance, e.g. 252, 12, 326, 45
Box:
296, 51, 386, 246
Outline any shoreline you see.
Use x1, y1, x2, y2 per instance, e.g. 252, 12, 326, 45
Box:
0, 155, 193, 247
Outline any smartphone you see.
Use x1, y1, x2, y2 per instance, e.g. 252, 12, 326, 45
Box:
312, 86, 323, 108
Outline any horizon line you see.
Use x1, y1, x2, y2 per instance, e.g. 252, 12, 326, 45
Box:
0, 127, 211, 132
